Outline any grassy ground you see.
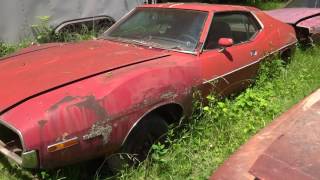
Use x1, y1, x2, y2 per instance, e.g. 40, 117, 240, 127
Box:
249, 1, 286, 10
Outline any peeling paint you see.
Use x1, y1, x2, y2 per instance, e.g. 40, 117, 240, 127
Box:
160, 91, 178, 99
49, 96, 76, 111
38, 119, 47, 128
83, 121, 112, 144
74, 96, 113, 144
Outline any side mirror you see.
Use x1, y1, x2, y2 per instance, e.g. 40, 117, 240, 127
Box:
218, 38, 234, 48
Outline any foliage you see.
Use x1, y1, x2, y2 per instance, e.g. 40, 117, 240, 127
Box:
31, 16, 97, 43
0, 43, 17, 58
31, 16, 54, 43
0, 41, 31, 58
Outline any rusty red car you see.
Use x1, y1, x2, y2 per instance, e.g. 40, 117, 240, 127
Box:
267, 0, 320, 44
0, 3, 297, 170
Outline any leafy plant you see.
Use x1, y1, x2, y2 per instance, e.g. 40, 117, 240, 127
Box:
31, 16, 97, 43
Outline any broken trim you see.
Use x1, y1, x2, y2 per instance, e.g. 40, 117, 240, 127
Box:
0, 119, 25, 151
0, 140, 38, 168
0, 139, 22, 164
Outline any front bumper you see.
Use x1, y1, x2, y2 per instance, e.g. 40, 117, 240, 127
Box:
0, 139, 38, 168
0, 119, 38, 168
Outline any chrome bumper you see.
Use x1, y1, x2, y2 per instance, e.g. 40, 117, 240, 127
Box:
0, 139, 38, 168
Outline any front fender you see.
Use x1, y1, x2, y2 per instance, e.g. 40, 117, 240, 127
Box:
1, 54, 200, 168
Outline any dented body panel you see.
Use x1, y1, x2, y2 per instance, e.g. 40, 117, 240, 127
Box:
0, 3, 297, 169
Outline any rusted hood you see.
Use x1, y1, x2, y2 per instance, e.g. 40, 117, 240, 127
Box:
266, 8, 320, 24
0, 40, 169, 114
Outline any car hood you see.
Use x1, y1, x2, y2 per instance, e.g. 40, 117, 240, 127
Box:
0, 40, 170, 114
266, 8, 320, 24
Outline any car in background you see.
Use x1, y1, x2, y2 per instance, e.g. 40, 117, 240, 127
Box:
267, 0, 320, 44
0, 3, 297, 170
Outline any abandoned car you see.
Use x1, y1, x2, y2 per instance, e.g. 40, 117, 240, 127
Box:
0, 3, 297, 169
267, 0, 320, 44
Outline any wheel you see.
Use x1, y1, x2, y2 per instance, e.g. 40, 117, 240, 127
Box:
107, 114, 168, 172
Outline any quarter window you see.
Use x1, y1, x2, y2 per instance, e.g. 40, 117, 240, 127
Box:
205, 12, 261, 50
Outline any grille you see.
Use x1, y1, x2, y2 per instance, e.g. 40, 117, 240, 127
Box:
0, 124, 23, 156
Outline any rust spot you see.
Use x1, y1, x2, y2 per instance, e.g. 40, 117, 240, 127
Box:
160, 91, 177, 99
75, 96, 107, 118
76, 96, 113, 144
38, 119, 47, 128
83, 121, 112, 144
49, 96, 76, 111
105, 72, 113, 78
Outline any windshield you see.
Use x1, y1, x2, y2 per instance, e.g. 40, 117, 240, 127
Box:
286, 0, 320, 8
103, 8, 208, 53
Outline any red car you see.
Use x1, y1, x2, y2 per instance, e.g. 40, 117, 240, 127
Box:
267, 0, 320, 44
0, 3, 296, 169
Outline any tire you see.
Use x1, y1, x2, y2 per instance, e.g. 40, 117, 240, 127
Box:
107, 114, 168, 172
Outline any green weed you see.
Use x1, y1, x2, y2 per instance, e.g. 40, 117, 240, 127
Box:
31, 16, 97, 43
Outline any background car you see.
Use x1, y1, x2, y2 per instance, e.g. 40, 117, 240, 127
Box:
0, 3, 297, 170
267, 0, 320, 44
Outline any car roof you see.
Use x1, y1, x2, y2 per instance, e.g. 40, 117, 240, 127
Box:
140, 3, 260, 12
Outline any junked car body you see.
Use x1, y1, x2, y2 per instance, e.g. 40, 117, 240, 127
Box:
267, 0, 320, 43
0, 3, 297, 169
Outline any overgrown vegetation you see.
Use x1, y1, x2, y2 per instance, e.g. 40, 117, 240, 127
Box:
31, 16, 97, 43
0, 17, 96, 59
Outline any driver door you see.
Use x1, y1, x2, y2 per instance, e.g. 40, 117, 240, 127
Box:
199, 11, 263, 97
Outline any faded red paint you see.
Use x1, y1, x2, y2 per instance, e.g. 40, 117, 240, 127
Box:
266, 8, 320, 24
0, 3, 297, 169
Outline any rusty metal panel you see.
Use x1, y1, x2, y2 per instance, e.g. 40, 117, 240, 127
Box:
250, 97, 320, 180
211, 89, 320, 180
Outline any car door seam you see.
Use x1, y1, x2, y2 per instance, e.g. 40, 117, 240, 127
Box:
203, 40, 297, 84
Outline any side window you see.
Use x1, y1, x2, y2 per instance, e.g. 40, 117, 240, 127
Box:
205, 12, 261, 50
